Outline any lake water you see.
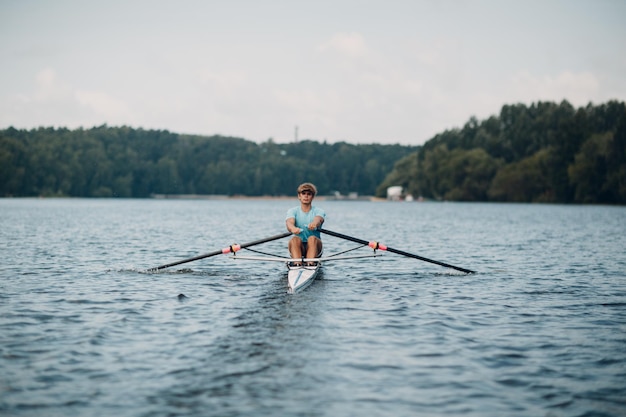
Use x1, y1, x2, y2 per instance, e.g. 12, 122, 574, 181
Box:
1, 198, 625, 417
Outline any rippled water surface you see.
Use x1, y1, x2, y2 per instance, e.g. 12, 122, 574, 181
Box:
1, 199, 625, 417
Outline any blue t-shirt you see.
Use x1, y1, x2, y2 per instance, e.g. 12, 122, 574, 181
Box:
286, 206, 326, 240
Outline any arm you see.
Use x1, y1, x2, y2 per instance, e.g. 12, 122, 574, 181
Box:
308, 215, 324, 230
286, 217, 301, 234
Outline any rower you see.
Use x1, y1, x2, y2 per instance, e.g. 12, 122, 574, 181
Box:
285, 182, 326, 266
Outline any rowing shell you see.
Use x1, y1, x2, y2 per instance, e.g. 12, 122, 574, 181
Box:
287, 263, 321, 294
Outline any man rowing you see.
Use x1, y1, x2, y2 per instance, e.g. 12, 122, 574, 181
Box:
285, 182, 325, 266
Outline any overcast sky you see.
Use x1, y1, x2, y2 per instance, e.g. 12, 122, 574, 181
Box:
1, 0, 625, 145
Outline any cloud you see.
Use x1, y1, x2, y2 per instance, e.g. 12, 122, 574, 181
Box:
197, 69, 247, 93
1, 68, 134, 129
510, 70, 600, 106
318, 32, 369, 58
1, 1, 625, 145
33, 67, 73, 102
74, 90, 132, 121
273, 88, 343, 128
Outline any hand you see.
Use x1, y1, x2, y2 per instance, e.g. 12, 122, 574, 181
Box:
308, 222, 318, 230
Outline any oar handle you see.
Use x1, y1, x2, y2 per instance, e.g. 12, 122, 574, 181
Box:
320, 229, 475, 274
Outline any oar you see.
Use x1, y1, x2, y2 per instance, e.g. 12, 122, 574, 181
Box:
320, 229, 475, 274
147, 231, 292, 272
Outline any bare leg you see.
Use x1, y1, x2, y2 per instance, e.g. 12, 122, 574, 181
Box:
288, 236, 304, 265
306, 236, 323, 265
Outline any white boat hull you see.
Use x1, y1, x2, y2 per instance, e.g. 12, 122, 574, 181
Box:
287, 263, 321, 294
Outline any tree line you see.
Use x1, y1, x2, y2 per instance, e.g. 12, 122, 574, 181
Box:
2, 100, 624, 203
0, 126, 417, 198
378, 100, 626, 204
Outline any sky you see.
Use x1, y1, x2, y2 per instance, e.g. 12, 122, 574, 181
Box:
1, 0, 625, 145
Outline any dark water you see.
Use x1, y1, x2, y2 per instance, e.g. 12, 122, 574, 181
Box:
1, 199, 625, 417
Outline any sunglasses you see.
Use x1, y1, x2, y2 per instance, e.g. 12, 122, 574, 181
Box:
299, 190, 313, 195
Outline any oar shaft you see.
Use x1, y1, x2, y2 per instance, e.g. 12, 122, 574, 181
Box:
320, 229, 474, 274
384, 246, 474, 274
320, 228, 370, 246
148, 249, 223, 271
148, 231, 292, 272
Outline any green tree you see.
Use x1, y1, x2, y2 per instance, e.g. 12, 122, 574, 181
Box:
568, 132, 613, 203
488, 149, 551, 202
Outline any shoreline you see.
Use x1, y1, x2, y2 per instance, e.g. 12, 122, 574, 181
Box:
150, 194, 383, 202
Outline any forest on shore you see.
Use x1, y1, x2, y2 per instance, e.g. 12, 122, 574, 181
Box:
379, 100, 626, 204
1, 99, 625, 204
0, 126, 416, 198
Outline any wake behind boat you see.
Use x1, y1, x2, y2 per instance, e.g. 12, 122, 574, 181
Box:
146, 229, 475, 294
